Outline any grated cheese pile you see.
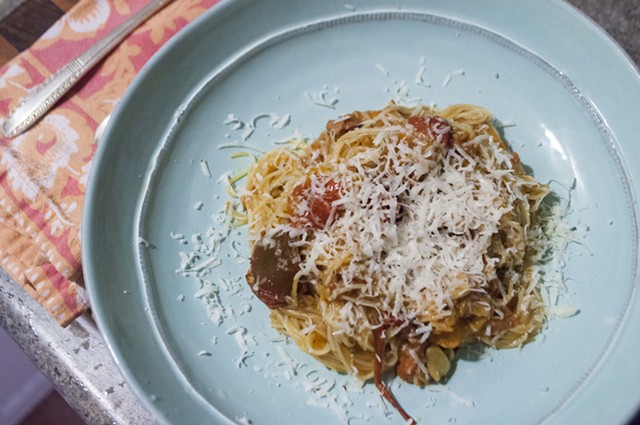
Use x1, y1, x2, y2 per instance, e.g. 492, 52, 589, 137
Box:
171, 94, 581, 423
261, 111, 543, 339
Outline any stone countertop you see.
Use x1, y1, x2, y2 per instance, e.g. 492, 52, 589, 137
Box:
568, 0, 640, 66
0, 268, 156, 425
0, 1, 638, 425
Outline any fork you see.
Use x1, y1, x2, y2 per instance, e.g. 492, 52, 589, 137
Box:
2, 0, 175, 139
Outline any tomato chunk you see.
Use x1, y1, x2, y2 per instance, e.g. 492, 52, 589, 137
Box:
291, 178, 342, 229
408, 115, 452, 146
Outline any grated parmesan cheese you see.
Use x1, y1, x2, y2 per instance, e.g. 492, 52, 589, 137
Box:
137, 236, 152, 248
200, 160, 212, 178
442, 69, 465, 87
375, 63, 390, 76
235, 416, 252, 425
305, 87, 339, 109
272, 132, 527, 337
223, 114, 244, 130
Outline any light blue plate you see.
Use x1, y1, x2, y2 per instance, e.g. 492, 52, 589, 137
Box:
83, 1, 640, 424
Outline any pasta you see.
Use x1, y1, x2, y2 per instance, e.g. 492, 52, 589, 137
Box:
239, 102, 549, 421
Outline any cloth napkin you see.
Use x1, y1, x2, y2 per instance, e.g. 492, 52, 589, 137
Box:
0, 0, 219, 326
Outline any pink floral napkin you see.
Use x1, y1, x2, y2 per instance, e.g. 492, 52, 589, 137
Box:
0, 0, 219, 325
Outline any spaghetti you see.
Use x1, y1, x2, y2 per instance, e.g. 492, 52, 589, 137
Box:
239, 102, 549, 421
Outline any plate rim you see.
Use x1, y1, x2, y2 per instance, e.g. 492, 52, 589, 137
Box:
82, 1, 640, 424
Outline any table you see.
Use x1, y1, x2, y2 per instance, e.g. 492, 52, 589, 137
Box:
0, 1, 639, 424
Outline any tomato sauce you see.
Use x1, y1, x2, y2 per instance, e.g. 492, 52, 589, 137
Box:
291, 178, 342, 229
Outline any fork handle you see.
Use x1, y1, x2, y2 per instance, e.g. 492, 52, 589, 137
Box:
2, 0, 175, 138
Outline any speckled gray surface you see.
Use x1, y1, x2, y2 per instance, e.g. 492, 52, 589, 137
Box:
0, 2, 638, 425
569, 0, 640, 66
0, 269, 156, 425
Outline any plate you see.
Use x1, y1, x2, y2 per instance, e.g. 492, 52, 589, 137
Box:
82, 1, 640, 424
